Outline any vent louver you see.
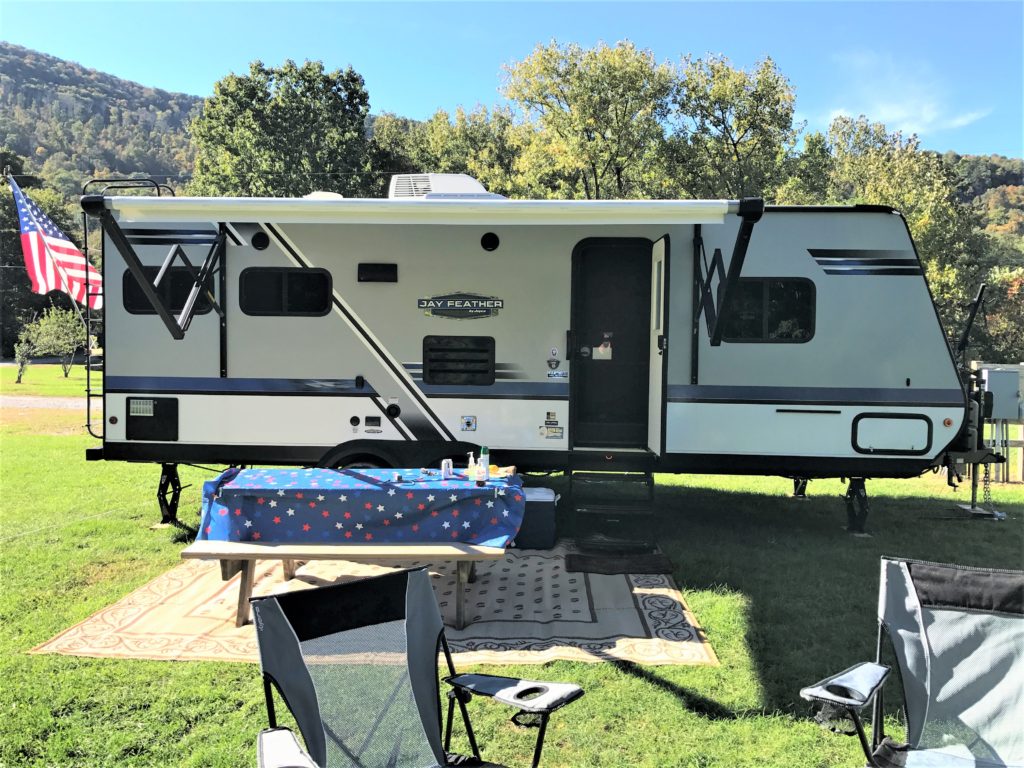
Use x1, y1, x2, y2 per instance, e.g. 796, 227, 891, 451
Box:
389, 174, 433, 198
388, 173, 503, 199
423, 336, 495, 385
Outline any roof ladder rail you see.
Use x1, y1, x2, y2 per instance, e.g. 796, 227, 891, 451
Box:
693, 197, 764, 347
81, 195, 225, 340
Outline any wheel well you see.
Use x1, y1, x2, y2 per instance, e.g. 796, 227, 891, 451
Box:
315, 440, 480, 470
317, 449, 394, 469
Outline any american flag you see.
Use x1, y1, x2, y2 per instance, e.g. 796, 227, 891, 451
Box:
9, 176, 103, 309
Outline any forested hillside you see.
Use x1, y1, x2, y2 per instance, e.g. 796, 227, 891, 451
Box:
0, 42, 198, 195
0, 42, 1020, 360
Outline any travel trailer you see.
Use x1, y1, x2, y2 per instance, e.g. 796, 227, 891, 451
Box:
80, 174, 995, 529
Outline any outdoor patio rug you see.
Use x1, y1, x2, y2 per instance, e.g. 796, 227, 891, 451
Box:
31, 542, 716, 666
565, 552, 674, 575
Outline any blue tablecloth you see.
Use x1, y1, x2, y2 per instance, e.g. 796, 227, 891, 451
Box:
198, 468, 525, 548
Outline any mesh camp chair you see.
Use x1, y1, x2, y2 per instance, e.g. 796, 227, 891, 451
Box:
251, 568, 583, 768
801, 557, 1024, 768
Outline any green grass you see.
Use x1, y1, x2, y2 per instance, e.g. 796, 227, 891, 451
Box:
1, 408, 1021, 767
0, 363, 99, 398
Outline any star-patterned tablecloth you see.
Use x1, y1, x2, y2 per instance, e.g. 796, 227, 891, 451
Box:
198, 467, 525, 548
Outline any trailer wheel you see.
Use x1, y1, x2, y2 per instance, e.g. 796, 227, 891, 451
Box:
317, 451, 392, 470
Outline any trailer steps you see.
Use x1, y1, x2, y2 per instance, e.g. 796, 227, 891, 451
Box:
570, 471, 656, 553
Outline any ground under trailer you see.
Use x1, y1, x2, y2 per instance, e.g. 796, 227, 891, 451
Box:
79, 174, 997, 533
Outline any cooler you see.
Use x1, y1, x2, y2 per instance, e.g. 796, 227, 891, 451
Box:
515, 487, 558, 549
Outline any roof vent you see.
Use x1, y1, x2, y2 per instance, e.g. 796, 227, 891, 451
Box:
388, 173, 503, 200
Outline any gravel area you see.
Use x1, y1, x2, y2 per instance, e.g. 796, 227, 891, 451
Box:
1, 395, 84, 410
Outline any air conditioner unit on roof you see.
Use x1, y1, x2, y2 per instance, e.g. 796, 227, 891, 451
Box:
388, 173, 504, 200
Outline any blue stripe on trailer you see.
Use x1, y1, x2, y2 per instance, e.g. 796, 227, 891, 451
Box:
667, 384, 964, 407
105, 376, 376, 396
413, 381, 570, 399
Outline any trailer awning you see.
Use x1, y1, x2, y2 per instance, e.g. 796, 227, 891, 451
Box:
99, 195, 735, 226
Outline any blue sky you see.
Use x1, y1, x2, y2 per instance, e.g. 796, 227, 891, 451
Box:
2, 1, 1021, 156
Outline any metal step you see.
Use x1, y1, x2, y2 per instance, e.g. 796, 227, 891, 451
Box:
570, 471, 656, 553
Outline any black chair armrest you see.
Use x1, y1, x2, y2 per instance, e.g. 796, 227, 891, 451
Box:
800, 662, 890, 710
447, 673, 583, 714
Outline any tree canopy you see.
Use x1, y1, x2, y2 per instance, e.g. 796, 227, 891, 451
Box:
668, 55, 800, 199
188, 60, 372, 197
502, 40, 675, 199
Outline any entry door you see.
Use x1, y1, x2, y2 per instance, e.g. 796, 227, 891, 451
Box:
648, 236, 669, 453
570, 239, 652, 447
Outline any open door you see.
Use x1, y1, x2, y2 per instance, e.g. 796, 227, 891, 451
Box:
648, 236, 669, 454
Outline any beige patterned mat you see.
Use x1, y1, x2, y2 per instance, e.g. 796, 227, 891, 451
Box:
32, 542, 716, 666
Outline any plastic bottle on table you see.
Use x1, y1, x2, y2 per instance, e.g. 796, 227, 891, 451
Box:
480, 446, 490, 480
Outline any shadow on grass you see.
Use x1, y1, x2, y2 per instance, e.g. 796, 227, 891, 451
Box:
649, 479, 1024, 714
607, 659, 737, 720
169, 520, 198, 544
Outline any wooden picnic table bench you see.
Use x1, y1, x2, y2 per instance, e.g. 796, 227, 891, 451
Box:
181, 540, 506, 630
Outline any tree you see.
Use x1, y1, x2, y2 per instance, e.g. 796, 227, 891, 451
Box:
503, 41, 675, 199
13, 324, 37, 384
774, 132, 833, 205
31, 305, 86, 376
369, 106, 528, 197
188, 60, 372, 197
983, 265, 1024, 364
668, 55, 800, 199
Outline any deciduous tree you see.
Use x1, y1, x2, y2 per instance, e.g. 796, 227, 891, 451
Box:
31, 305, 86, 376
503, 41, 675, 199
188, 60, 372, 197
669, 55, 800, 199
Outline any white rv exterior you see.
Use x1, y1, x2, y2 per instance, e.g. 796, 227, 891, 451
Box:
84, 175, 969, 480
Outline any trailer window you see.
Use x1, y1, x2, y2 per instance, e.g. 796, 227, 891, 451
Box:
423, 336, 495, 385
720, 278, 814, 343
239, 268, 331, 316
122, 267, 213, 315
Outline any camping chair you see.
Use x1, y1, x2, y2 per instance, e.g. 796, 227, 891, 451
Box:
251, 568, 583, 768
800, 557, 1024, 767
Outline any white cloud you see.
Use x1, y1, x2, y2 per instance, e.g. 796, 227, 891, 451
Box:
819, 50, 990, 137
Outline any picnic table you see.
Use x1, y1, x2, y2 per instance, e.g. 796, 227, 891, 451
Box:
184, 467, 526, 628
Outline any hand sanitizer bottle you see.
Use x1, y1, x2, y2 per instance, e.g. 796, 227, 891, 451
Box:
466, 452, 476, 479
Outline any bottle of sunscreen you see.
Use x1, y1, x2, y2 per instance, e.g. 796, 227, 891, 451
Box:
480, 446, 490, 480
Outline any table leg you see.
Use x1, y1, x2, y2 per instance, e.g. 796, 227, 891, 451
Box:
282, 559, 297, 580
456, 561, 470, 631
236, 560, 256, 627
219, 559, 242, 580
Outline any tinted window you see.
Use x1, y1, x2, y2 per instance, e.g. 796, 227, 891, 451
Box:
240, 268, 331, 316
123, 267, 212, 315
721, 278, 814, 343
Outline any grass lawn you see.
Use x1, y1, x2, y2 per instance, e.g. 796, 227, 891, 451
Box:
0, 362, 99, 398
1, 407, 1021, 767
